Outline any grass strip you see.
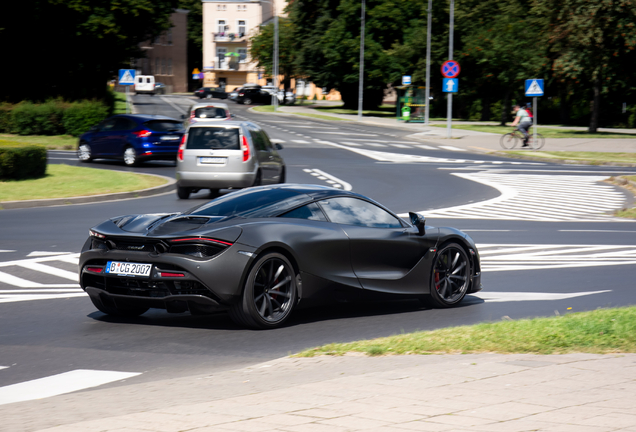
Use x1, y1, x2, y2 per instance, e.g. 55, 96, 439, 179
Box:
295, 307, 636, 357
0, 164, 167, 202
607, 176, 636, 219
113, 91, 128, 115
292, 112, 352, 121
429, 124, 636, 138
314, 104, 397, 118
252, 105, 277, 113
502, 151, 636, 165
0, 135, 77, 150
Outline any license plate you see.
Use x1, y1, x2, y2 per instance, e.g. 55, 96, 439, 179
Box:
105, 261, 152, 277
199, 157, 226, 164
160, 135, 180, 141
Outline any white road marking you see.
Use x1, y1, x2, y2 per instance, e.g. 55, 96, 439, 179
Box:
0, 250, 16, 253
479, 244, 636, 271
160, 96, 187, 115
559, 230, 636, 233
0, 293, 86, 303
291, 140, 310, 144
390, 144, 411, 148
303, 169, 352, 191
269, 139, 285, 144
438, 145, 466, 152
340, 142, 363, 146
0, 370, 141, 406
472, 290, 611, 303
315, 132, 378, 136
16, 262, 78, 281
0, 366, 7, 370
366, 143, 387, 147
415, 145, 438, 150
420, 173, 627, 221
343, 139, 418, 144
26, 251, 74, 257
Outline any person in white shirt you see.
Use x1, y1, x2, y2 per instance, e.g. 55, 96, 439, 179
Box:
510, 105, 533, 147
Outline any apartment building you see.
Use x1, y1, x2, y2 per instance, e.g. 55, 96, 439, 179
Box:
137, 9, 189, 93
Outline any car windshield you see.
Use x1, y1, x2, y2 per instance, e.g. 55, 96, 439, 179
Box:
185, 188, 311, 219
194, 107, 227, 119
186, 127, 239, 149
144, 120, 183, 132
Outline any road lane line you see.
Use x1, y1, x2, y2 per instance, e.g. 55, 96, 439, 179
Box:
438, 146, 467, 152
16, 263, 79, 281
0, 370, 141, 406
160, 96, 187, 115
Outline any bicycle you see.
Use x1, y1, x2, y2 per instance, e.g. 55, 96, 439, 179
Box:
500, 128, 545, 150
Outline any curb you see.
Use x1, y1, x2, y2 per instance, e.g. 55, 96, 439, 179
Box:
490, 151, 636, 167
0, 173, 175, 210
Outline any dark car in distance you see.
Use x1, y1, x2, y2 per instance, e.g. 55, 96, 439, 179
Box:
79, 184, 483, 329
235, 86, 273, 105
77, 114, 184, 166
194, 87, 228, 99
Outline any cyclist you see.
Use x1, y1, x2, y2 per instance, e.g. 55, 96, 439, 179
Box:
510, 104, 533, 147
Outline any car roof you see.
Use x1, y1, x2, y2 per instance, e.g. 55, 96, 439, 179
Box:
187, 120, 249, 129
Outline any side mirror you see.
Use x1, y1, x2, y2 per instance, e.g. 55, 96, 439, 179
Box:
409, 212, 426, 236
275, 143, 283, 150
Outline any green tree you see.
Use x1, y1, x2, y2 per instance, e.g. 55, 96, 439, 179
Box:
535, 0, 636, 132
179, 0, 203, 91
0, 0, 178, 102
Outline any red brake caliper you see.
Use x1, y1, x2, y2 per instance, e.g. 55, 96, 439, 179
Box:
434, 271, 440, 291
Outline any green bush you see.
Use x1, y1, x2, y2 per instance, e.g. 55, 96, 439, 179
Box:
0, 146, 47, 180
63, 101, 110, 136
0, 103, 13, 133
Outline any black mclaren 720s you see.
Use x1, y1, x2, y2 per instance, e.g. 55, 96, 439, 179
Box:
79, 184, 482, 329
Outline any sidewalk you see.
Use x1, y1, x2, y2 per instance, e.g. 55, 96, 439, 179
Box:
6, 353, 635, 432
275, 105, 636, 154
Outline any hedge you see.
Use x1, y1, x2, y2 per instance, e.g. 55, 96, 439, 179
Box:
0, 97, 111, 137
0, 146, 47, 180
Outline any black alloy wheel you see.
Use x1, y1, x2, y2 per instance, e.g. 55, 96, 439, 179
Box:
243, 97, 252, 105
90, 295, 149, 317
177, 186, 191, 199
230, 252, 298, 329
428, 243, 470, 308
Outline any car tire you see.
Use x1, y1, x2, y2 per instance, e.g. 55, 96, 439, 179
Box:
243, 97, 252, 105
177, 186, 192, 199
279, 166, 286, 184
229, 252, 298, 329
123, 146, 138, 166
426, 243, 471, 308
206, 94, 212, 99
89, 295, 149, 317
78, 143, 93, 162
208, 188, 220, 198
252, 170, 262, 187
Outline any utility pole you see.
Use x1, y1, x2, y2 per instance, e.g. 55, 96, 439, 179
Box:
358, 0, 365, 120
446, 0, 455, 138
424, 0, 432, 125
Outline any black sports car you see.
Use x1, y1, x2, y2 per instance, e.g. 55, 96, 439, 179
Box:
79, 185, 482, 329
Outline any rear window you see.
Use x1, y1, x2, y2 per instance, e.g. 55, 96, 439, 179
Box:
194, 107, 228, 119
186, 188, 309, 218
144, 120, 183, 132
186, 127, 240, 150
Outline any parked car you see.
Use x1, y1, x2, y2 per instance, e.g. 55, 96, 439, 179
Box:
175, 120, 285, 199
79, 184, 482, 329
194, 87, 228, 99
262, 86, 296, 104
185, 102, 232, 125
234, 86, 273, 105
228, 87, 241, 101
77, 114, 184, 166
135, 75, 156, 95
154, 82, 166, 95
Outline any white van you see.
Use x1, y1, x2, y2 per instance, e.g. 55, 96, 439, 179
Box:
135, 75, 156, 95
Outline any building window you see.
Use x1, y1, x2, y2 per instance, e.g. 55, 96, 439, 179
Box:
238, 20, 246, 36
217, 47, 227, 67
167, 59, 173, 76
217, 20, 226, 34
238, 48, 247, 63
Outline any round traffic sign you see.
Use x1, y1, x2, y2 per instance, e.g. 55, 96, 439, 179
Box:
441, 60, 461, 78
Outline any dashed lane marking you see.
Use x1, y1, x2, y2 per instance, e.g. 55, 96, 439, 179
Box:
302, 168, 352, 191
438, 145, 466, 152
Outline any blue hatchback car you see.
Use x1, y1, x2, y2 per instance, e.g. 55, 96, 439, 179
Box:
78, 114, 185, 166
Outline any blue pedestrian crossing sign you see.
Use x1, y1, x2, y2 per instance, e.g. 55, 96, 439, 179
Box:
525, 79, 544, 96
443, 78, 458, 93
118, 69, 136, 86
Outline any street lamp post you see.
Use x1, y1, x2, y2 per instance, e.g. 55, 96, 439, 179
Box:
424, 0, 432, 125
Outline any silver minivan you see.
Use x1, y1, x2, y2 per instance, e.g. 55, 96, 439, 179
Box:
175, 121, 285, 199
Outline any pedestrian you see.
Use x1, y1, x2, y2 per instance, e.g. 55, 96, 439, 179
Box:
510, 104, 533, 147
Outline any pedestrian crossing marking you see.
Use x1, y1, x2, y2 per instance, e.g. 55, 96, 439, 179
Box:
479, 244, 636, 272
0, 369, 141, 406
26, 251, 74, 257
439, 145, 466, 152
421, 173, 626, 221
291, 140, 310, 144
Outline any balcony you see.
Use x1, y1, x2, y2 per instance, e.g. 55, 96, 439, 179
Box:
213, 32, 247, 43
211, 59, 251, 72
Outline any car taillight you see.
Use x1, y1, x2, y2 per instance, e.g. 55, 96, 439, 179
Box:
239, 93, 244, 96
178, 136, 186, 161
89, 230, 106, 239
242, 136, 250, 162
133, 130, 152, 137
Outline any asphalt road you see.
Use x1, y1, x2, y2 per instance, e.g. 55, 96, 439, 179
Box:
1, 94, 636, 398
